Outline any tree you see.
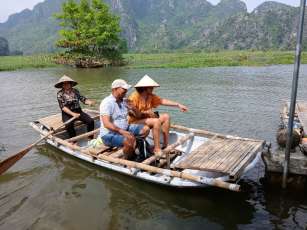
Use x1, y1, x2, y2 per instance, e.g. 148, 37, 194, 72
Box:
0, 37, 10, 56
55, 0, 125, 59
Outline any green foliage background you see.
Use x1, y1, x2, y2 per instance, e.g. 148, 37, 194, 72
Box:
55, 0, 124, 59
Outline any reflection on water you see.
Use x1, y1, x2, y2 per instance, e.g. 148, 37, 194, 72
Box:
1, 65, 307, 229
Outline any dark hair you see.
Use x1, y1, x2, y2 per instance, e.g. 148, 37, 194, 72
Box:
136, 87, 146, 93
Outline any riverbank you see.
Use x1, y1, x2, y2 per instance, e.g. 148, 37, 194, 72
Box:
1, 51, 306, 71
124, 51, 307, 68
0, 55, 56, 71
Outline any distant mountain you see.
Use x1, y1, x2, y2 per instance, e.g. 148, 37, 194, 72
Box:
196, 1, 304, 50
0, 0, 62, 54
0, 37, 9, 55
0, 0, 304, 54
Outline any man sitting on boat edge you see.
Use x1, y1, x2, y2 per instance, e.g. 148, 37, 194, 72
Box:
99, 79, 150, 160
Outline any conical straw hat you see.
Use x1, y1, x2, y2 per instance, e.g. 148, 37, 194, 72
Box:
134, 75, 160, 88
54, 75, 78, 88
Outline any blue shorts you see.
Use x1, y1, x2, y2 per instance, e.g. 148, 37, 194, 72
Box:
101, 124, 144, 147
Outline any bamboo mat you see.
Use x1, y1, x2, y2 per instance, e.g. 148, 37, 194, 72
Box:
174, 138, 264, 179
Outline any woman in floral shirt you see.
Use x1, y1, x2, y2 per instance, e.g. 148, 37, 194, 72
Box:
55, 75, 96, 139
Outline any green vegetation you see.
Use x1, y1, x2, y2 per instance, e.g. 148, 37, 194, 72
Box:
124, 51, 307, 68
0, 55, 56, 71
2, 51, 307, 71
55, 0, 125, 64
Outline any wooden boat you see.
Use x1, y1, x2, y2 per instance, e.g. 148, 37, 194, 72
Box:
263, 102, 307, 175
30, 109, 265, 192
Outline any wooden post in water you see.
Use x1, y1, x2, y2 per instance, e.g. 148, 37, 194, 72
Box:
282, 0, 306, 188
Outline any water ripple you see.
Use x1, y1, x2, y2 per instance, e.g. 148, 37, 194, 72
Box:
1, 65, 307, 229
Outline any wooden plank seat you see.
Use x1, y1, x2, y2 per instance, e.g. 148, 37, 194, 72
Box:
174, 137, 264, 179
38, 109, 100, 131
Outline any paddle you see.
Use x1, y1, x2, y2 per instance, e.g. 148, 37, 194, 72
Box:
0, 116, 76, 175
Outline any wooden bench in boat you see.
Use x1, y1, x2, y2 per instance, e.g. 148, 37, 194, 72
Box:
38, 109, 100, 131
173, 134, 264, 180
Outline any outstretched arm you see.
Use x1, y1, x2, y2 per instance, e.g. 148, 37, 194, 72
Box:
84, 99, 96, 106
75, 89, 96, 106
160, 98, 188, 112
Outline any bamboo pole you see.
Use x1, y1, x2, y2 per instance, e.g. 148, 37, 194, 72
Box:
142, 133, 194, 165
283, 0, 306, 189
171, 124, 261, 142
96, 149, 240, 192
171, 124, 223, 138
88, 145, 111, 155
109, 149, 124, 158
50, 135, 240, 192
66, 128, 100, 142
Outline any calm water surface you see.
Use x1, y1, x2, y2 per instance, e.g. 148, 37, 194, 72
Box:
0, 66, 307, 229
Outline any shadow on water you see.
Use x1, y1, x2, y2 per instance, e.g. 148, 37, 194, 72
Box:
260, 175, 307, 228
1, 139, 307, 229
35, 145, 258, 230
33, 144, 307, 229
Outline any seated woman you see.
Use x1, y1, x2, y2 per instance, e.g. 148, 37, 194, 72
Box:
55, 75, 96, 140
127, 75, 188, 156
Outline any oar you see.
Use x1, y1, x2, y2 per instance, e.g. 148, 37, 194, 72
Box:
0, 116, 76, 175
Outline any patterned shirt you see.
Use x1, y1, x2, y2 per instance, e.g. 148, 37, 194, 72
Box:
99, 94, 129, 136
57, 88, 87, 111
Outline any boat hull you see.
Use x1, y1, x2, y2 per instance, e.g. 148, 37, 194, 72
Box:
31, 122, 262, 188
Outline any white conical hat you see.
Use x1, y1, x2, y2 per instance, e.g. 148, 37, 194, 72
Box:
134, 75, 160, 88
54, 75, 78, 88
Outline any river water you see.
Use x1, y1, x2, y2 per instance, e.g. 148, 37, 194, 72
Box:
0, 65, 307, 229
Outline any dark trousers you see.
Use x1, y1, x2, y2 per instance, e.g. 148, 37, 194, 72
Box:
62, 108, 94, 138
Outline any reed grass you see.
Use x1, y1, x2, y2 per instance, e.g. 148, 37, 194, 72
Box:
124, 51, 307, 68
1, 51, 307, 71
0, 55, 56, 71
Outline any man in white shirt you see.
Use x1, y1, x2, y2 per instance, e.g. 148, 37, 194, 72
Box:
100, 79, 149, 159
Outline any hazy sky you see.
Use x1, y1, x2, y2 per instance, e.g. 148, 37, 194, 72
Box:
0, 0, 302, 23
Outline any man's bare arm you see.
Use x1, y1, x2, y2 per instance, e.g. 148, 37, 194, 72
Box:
101, 115, 133, 138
